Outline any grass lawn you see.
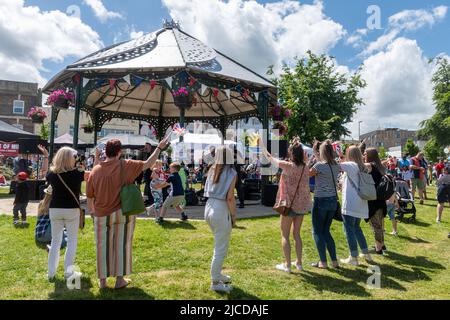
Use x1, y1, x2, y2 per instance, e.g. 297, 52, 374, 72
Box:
0, 188, 449, 300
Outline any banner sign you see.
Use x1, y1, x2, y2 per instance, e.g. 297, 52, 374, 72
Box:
0, 141, 20, 157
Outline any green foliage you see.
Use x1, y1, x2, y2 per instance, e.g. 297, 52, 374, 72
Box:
378, 146, 387, 159
403, 139, 420, 157
39, 123, 49, 140
0, 166, 14, 180
423, 138, 446, 162
271, 51, 366, 144
418, 57, 450, 151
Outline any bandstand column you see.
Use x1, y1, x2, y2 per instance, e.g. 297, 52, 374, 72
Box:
49, 107, 57, 162
73, 77, 82, 149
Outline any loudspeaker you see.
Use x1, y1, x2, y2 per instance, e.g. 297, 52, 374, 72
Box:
18, 138, 48, 154
268, 140, 288, 159
262, 183, 278, 207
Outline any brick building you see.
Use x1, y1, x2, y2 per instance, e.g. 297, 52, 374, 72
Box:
0, 79, 42, 134
360, 128, 418, 150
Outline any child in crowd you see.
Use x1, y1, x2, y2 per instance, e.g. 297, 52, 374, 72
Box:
436, 166, 450, 224
146, 169, 165, 224
158, 162, 188, 222
386, 194, 399, 236
13, 171, 29, 226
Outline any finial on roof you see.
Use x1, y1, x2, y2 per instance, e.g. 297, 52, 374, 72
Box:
163, 19, 181, 29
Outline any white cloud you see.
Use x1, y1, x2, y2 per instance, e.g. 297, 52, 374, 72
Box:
389, 5, 447, 31
346, 38, 434, 139
130, 30, 144, 39
83, 0, 123, 23
0, 0, 103, 87
360, 5, 447, 56
162, 0, 345, 75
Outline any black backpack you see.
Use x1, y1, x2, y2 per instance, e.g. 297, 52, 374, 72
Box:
377, 175, 396, 200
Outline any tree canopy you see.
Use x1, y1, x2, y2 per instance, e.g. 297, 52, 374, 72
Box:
418, 57, 450, 161
269, 51, 366, 144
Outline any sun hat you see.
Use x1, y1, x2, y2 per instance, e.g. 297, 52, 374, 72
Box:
17, 172, 28, 180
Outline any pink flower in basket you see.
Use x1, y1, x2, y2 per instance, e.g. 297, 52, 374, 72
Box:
172, 87, 190, 97
27, 107, 47, 119
46, 89, 75, 106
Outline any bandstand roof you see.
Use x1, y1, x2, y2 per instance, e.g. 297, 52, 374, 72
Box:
43, 22, 276, 131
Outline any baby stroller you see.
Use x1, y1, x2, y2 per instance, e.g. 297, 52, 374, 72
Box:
394, 178, 416, 222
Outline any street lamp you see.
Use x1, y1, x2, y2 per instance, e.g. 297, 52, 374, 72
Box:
358, 121, 363, 142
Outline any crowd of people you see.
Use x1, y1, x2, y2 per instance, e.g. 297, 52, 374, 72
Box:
4, 133, 450, 294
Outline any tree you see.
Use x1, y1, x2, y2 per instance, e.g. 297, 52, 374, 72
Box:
403, 139, 420, 157
269, 51, 366, 144
378, 146, 387, 159
39, 123, 49, 140
418, 56, 450, 161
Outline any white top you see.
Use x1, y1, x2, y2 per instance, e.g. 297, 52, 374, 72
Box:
340, 162, 369, 219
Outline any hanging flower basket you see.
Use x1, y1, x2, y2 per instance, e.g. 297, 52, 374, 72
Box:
46, 89, 75, 109
27, 107, 47, 124
172, 87, 193, 109
270, 103, 291, 122
81, 123, 94, 134
272, 121, 288, 136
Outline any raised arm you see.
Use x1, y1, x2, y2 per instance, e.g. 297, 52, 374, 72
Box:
143, 133, 171, 171
37, 144, 49, 178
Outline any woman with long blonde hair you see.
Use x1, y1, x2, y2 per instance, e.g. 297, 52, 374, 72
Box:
46, 147, 86, 281
204, 145, 237, 293
339, 146, 373, 265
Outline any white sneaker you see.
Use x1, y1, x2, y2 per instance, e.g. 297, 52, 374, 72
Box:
359, 253, 375, 264
436, 219, 441, 224
210, 282, 232, 293
340, 256, 359, 266
291, 263, 304, 271
218, 274, 231, 283
145, 206, 154, 217
275, 263, 291, 273
390, 231, 398, 236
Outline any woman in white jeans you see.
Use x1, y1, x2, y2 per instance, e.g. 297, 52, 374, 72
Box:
204, 145, 237, 293
45, 147, 88, 280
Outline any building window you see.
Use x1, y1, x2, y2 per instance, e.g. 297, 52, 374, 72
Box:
69, 125, 74, 136
13, 100, 24, 114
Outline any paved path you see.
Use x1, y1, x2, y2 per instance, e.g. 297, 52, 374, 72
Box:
0, 197, 277, 221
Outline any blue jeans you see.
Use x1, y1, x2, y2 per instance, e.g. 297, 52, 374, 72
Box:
312, 196, 337, 263
342, 215, 369, 257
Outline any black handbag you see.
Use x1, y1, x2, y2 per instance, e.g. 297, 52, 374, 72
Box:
328, 164, 343, 221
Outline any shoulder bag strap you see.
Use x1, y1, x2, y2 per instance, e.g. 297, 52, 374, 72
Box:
56, 173, 80, 209
328, 163, 339, 198
120, 159, 125, 187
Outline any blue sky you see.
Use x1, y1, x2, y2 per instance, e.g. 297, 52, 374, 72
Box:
1, 0, 449, 138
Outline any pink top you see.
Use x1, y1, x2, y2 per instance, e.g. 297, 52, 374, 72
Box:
275, 161, 311, 214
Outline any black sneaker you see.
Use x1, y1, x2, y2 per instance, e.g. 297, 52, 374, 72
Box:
13, 220, 20, 226
382, 245, 387, 252
181, 213, 188, 221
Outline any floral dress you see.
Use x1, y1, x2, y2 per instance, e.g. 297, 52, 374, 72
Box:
275, 161, 312, 214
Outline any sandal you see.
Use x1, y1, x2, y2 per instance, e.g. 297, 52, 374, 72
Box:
311, 262, 327, 269
114, 279, 130, 290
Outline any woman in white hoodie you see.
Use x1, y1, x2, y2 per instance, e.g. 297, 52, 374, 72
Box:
339, 146, 374, 266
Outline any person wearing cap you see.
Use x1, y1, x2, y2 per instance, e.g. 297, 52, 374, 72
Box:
13, 171, 29, 226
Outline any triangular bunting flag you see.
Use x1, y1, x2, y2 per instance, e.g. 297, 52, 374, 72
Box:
254, 91, 259, 101
201, 84, 208, 95
123, 74, 131, 86
225, 89, 231, 99
134, 76, 143, 87
150, 80, 157, 90
82, 78, 90, 88
165, 77, 173, 89
109, 79, 117, 89
213, 88, 219, 98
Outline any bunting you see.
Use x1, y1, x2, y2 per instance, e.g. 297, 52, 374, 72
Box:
165, 76, 173, 88
123, 74, 131, 86
82, 78, 90, 88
